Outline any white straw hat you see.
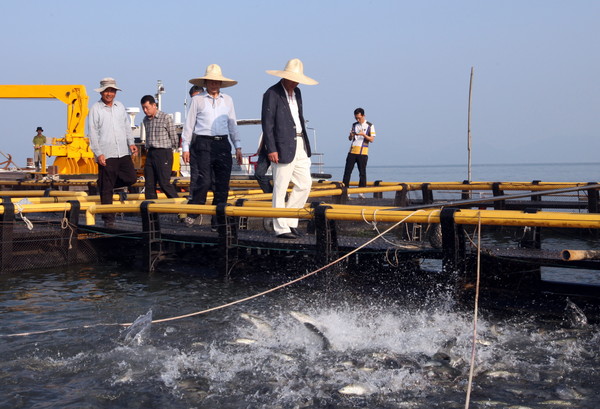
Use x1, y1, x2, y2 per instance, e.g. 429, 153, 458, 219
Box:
188, 64, 238, 88
266, 58, 318, 85
94, 77, 122, 92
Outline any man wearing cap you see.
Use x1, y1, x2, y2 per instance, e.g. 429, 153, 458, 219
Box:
261, 58, 318, 239
181, 64, 243, 227
88, 77, 138, 227
32, 126, 46, 170
140, 94, 179, 199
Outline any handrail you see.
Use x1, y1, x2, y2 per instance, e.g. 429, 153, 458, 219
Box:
4, 198, 600, 229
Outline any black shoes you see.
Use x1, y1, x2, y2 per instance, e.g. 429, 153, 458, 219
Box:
276, 228, 303, 239
290, 227, 303, 237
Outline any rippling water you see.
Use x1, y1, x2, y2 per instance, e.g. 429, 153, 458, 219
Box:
1, 265, 600, 408
324, 162, 600, 183
2, 162, 600, 408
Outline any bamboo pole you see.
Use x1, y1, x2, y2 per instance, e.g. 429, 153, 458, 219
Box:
467, 66, 474, 183
561, 249, 600, 261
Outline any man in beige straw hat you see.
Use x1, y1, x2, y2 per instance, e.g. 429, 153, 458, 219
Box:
88, 77, 138, 227
261, 58, 318, 239
181, 64, 243, 227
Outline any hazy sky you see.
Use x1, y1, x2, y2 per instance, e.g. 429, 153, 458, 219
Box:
0, 0, 598, 170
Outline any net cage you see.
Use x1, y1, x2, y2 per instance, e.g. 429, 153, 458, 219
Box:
0, 211, 98, 273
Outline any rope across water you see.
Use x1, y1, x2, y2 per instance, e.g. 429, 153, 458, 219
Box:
2, 209, 424, 338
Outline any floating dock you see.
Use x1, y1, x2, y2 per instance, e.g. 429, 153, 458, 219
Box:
1, 177, 600, 301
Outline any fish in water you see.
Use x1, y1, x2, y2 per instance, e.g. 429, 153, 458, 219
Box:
240, 312, 274, 337
539, 400, 576, 407
564, 298, 588, 328
433, 337, 464, 368
289, 311, 332, 350
121, 309, 153, 346
289, 310, 320, 327
338, 383, 373, 396
233, 338, 257, 345
302, 322, 331, 351
482, 370, 520, 379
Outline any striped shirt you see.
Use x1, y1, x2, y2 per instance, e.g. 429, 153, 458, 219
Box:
143, 110, 179, 149
88, 100, 134, 159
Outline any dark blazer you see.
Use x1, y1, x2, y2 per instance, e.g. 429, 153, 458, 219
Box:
261, 81, 311, 164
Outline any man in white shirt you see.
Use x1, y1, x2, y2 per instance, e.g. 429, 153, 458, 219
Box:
342, 107, 376, 198
88, 77, 138, 227
181, 64, 243, 226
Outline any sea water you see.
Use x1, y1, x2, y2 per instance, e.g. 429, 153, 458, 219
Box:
324, 162, 600, 183
1, 162, 600, 408
1, 266, 599, 408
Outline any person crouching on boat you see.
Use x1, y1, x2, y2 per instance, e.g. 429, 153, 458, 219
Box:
88, 77, 138, 227
342, 108, 375, 199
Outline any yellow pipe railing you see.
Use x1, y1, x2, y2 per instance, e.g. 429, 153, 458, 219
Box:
3, 198, 600, 229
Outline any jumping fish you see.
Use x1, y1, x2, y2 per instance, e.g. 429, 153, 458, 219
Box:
289, 311, 320, 327
121, 309, 153, 346
564, 298, 588, 328
240, 312, 274, 337
289, 311, 332, 350
302, 322, 331, 351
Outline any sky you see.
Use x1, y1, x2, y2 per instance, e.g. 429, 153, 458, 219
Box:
0, 0, 598, 172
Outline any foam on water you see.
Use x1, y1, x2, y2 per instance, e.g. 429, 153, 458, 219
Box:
68, 297, 596, 408
3, 275, 599, 408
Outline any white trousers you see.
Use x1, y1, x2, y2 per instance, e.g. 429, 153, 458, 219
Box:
271, 137, 312, 235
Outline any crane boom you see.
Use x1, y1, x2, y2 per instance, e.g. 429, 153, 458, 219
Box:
0, 84, 96, 174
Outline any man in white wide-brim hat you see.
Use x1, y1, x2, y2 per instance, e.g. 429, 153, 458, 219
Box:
181, 64, 243, 227
261, 58, 318, 239
88, 77, 138, 227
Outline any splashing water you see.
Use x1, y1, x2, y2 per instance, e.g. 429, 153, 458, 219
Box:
121, 309, 153, 346
2, 268, 600, 409
565, 298, 589, 328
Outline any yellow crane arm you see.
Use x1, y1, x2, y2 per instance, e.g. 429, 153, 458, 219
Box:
0, 84, 96, 174
0, 85, 89, 139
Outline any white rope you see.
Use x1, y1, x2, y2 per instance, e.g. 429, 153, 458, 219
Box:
362, 207, 422, 250
61, 209, 74, 250
464, 211, 482, 409
2, 209, 424, 337
15, 202, 34, 231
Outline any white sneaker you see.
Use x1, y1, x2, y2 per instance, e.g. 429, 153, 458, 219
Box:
357, 193, 366, 199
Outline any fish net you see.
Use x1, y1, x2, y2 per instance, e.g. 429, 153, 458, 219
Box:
0, 213, 98, 272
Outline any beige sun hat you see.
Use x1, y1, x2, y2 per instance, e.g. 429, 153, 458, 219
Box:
94, 77, 122, 92
188, 64, 238, 88
266, 58, 318, 85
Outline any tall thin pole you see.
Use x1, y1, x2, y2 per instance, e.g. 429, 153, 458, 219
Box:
467, 67, 474, 183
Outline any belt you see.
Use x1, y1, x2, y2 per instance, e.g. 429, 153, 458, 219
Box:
295, 133, 303, 139
193, 134, 227, 141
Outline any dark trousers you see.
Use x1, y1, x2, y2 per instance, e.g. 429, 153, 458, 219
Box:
342, 153, 368, 188
144, 148, 178, 199
98, 155, 137, 221
255, 148, 272, 193
189, 135, 232, 206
